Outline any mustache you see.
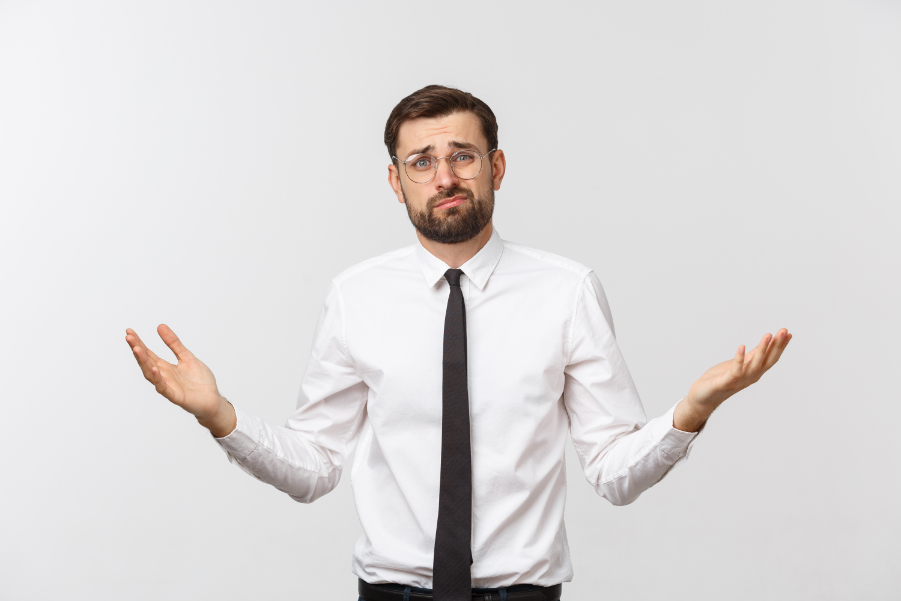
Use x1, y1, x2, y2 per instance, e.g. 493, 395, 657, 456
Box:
428, 187, 475, 210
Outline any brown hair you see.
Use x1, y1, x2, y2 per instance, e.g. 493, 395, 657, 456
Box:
384, 85, 498, 162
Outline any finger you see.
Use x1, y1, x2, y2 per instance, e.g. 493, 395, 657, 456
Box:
730, 344, 746, 378
157, 324, 194, 362
133, 344, 173, 380
762, 328, 791, 370
149, 362, 184, 405
125, 329, 163, 363
131, 343, 158, 381
743, 345, 758, 362
747, 333, 772, 372
149, 364, 172, 397
130, 337, 177, 385
125, 328, 150, 353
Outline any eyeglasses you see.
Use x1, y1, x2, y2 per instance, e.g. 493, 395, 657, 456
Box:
392, 148, 497, 184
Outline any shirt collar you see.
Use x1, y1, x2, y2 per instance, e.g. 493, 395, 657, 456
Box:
414, 226, 504, 291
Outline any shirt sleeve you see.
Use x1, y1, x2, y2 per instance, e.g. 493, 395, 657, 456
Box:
563, 271, 701, 506
213, 282, 368, 503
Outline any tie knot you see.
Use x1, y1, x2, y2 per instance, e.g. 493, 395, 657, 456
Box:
444, 268, 463, 287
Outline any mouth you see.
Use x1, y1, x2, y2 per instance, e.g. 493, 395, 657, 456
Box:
433, 195, 467, 211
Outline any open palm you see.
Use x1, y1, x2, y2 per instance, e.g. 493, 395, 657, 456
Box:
686, 328, 792, 415
125, 324, 222, 421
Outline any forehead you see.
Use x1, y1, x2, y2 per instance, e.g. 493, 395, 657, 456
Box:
396, 111, 487, 157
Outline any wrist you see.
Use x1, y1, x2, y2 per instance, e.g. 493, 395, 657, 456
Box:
673, 397, 710, 433
198, 396, 237, 438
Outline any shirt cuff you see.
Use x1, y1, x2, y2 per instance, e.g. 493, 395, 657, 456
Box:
649, 400, 703, 468
213, 404, 261, 460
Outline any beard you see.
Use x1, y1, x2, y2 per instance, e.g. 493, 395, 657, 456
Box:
403, 184, 495, 245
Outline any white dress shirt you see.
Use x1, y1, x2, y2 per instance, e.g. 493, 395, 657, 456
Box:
215, 227, 700, 588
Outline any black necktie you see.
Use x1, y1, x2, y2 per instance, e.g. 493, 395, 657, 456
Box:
433, 268, 472, 601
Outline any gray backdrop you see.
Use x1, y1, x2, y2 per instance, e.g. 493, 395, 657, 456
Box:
1, 1, 898, 599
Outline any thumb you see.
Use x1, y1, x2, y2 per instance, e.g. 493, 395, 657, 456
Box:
157, 324, 195, 362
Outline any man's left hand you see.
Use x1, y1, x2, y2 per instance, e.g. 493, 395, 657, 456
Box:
673, 328, 792, 432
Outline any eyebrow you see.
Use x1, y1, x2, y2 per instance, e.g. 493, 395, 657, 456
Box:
405, 144, 434, 157
403, 140, 482, 159
448, 140, 480, 152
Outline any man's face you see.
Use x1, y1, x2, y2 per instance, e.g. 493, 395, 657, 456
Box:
388, 111, 506, 245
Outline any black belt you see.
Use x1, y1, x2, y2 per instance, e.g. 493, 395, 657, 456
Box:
359, 580, 562, 601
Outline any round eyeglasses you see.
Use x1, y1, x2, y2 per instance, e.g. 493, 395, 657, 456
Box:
392, 148, 497, 184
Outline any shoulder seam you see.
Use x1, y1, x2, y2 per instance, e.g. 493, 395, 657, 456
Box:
567, 271, 591, 365
330, 281, 358, 371
502, 242, 592, 278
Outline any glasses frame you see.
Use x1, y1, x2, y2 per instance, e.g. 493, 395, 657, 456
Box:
392, 148, 497, 184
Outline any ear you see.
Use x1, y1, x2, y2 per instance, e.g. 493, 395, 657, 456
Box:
388, 162, 406, 204
490, 149, 506, 191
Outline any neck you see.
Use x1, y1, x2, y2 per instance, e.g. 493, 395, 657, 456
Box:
417, 221, 493, 269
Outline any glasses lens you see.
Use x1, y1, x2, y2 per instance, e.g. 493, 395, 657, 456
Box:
405, 154, 436, 183
450, 150, 481, 180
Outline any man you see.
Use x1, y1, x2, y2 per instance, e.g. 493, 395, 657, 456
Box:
126, 85, 790, 601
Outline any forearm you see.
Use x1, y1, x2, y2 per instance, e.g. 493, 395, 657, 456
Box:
590, 404, 699, 505
214, 404, 343, 503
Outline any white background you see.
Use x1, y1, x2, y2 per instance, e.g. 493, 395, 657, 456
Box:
1, 1, 899, 599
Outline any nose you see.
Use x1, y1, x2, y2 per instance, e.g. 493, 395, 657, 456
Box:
433, 156, 461, 190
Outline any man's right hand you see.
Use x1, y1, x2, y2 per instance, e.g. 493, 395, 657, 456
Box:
125, 324, 236, 437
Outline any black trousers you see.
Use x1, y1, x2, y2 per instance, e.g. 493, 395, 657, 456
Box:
358, 580, 562, 601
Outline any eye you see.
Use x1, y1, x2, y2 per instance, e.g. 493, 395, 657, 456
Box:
453, 152, 475, 163
408, 155, 435, 171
